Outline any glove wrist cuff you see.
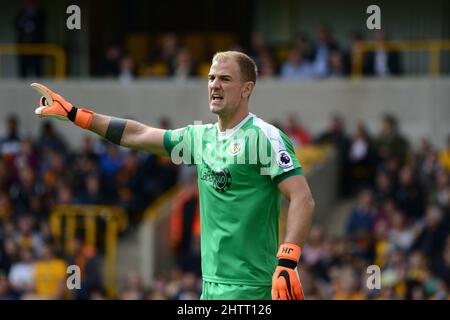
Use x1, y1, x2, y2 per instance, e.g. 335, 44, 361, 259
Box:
277, 258, 298, 269
67, 105, 77, 121
73, 107, 94, 129
277, 243, 301, 262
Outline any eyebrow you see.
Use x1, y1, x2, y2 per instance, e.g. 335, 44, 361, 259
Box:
208, 74, 232, 80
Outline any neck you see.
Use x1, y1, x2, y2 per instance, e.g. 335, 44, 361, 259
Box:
217, 106, 249, 132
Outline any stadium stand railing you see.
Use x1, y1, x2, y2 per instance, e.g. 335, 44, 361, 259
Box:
0, 44, 66, 78
49, 205, 128, 298
351, 40, 450, 77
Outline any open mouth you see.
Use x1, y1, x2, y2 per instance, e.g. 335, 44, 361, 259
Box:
211, 93, 223, 102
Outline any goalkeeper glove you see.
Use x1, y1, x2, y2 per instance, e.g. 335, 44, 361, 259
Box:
272, 243, 304, 300
30, 83, 93, 129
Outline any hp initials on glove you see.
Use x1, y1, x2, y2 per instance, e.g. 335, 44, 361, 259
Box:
272, 243, 304, 300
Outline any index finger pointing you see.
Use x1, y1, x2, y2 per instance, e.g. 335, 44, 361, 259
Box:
30, 83, 54, 105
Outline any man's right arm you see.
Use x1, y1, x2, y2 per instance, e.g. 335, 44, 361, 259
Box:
88, 113, 168, 156
30, 83, 169, 157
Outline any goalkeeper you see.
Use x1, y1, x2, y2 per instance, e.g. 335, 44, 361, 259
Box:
31, 51, 315, 300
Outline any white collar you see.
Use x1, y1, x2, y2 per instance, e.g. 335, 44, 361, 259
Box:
217, 113, 254, 141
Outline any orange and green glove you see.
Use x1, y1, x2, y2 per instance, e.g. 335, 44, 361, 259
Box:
272, 243, 305, 300
30, 83, 93, 129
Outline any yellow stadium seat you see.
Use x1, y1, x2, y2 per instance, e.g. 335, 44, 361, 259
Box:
125, 33, 151, 66
198, 62, 211, 77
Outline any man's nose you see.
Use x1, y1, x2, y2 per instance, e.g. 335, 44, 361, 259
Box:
210, 78, 220, 89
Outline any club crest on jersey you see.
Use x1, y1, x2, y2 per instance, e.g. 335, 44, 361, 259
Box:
276, 150, 293, 169
228, 140, 243, 156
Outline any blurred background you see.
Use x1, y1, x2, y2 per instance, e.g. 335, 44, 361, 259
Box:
0, 0, 450, 300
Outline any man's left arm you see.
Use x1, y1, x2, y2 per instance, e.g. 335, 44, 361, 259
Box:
272, 174, 315, 300
278, 174, 315, 246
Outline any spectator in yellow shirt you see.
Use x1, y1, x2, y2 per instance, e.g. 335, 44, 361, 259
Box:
34, 242, 67, 299
439, 135, 450, 173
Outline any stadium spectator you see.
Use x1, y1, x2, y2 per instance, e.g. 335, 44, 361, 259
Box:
33, 241, 67, 299
0, 191, 14, 221
38, 121, 67, 156
118, 56, 136, 84
394, 164, 425, 219
297, 265, 325, 299
376, 113, 410, 166
292, 34, 315, 61
173, 48, 198, 80
99, 143, 125, 179
115, 151, 150, 223
89, 288, 108, 300
0, 274, 17, 300
315, 113, 351, 195
284, 114, 312, 148
302, 224, 326, 268
100, 45, 122, 77
280, 47, 314, 80
76, 173, 109, 205
328, 50, 347, 78
173, 272, 199, 300
257, 50, 278, 79
0, 159, 13, 194
0, 237, 13, 277
152, 118, 179, 193
349, 33, 368, 75
411, 206, 449, 268
13, 215, 43, 256
434, 235, 450, 287
312, 25, 339, 77
14, 138, 39, 175
388, 209, 415, 252
348, 121, 376, 194
429, 171, 450, 209
8, 247, 35, 296
364, 31, 402, 77
169, 171, 201, 275
416, 138, 441, 190
72, 137, 101, 195
430, 279, 449, 300
373, 170, 394, 204
55, 182, 74, 205
330, 265, 365, 299
119, 271, 145, 300
0, 115, 24, 165
148, 32, 181, 75
248, 33, 278, 78
346, 189, 376, 238
439, 135, 450, 173
9, 165, 43, 216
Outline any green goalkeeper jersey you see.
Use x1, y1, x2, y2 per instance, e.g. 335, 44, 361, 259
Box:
163, 113, 302, 286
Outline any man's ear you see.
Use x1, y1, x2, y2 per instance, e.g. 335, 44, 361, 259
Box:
242, 81, 255, 99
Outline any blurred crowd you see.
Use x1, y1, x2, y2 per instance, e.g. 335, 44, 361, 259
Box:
13, 1, 402, 80
1, 109, 450, 299
0, 115, 179, 299
97, 28, 401, 82
297, 113, 450, 300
